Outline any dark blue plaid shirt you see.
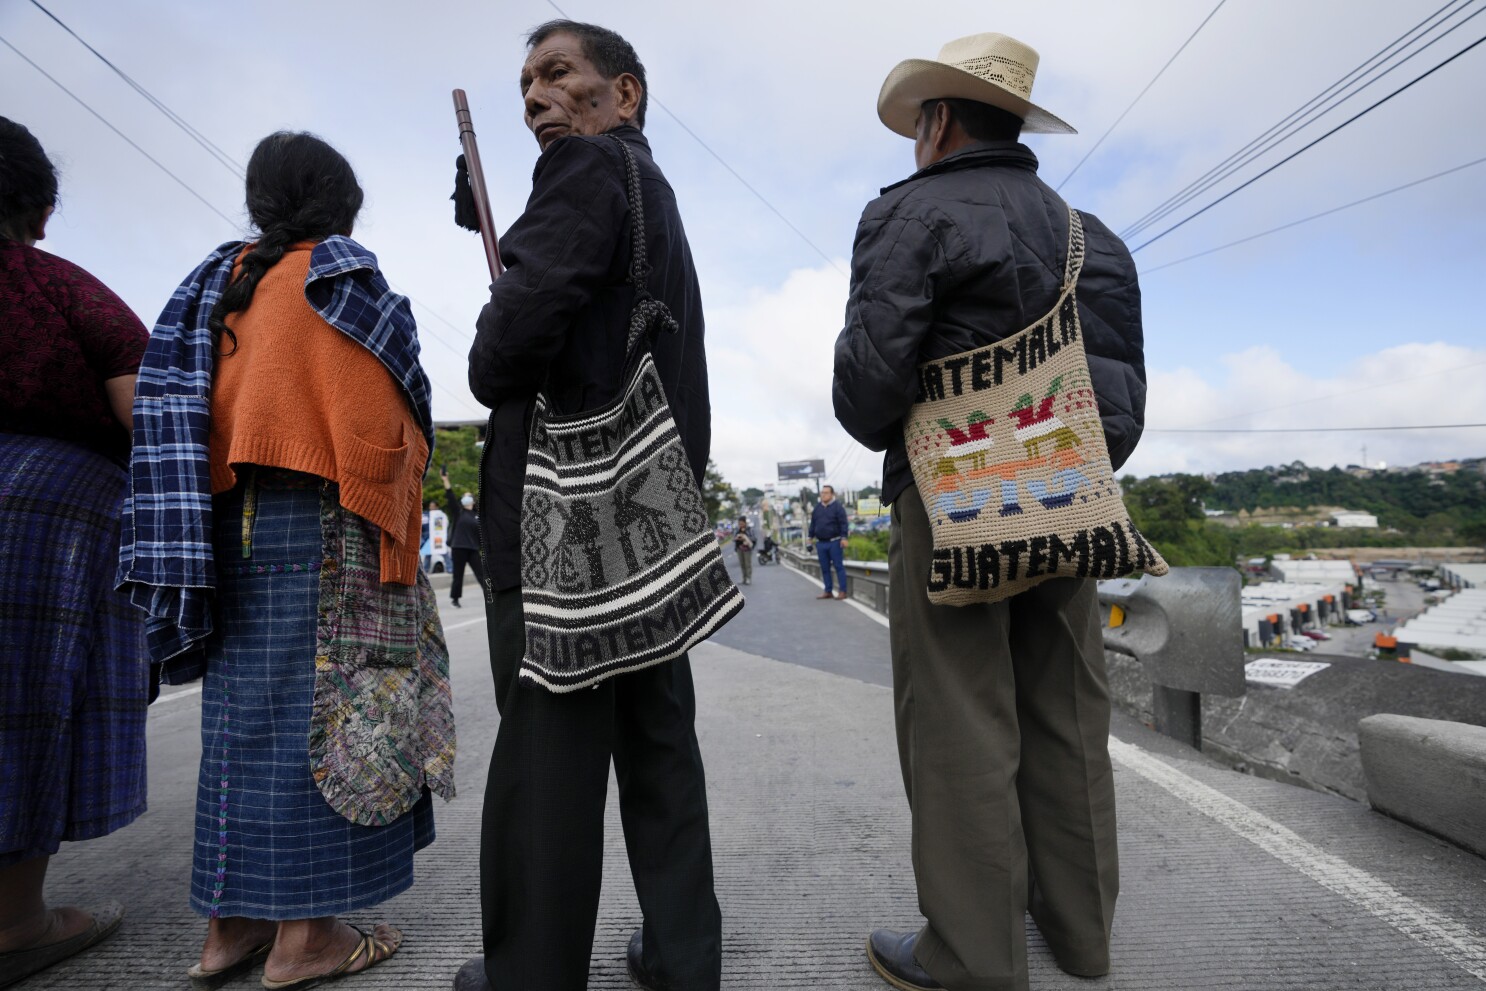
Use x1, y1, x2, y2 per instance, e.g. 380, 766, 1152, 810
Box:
117, 236, 434, 671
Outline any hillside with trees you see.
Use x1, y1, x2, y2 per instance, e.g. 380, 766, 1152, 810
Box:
1123, 461, 1486, 568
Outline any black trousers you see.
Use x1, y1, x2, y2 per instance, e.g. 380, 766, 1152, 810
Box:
480, 587, 722, 990
450, 546, 484, 603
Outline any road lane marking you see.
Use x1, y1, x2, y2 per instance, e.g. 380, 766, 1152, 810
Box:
1108, 737, 1486, 981
443, 615, 487, 632
780, 557, 890, 628
153, 684, 203, 706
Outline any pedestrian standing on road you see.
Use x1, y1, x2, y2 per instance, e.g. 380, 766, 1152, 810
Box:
455, 20, 722, 991
810, 485, 850, 600
117, 131, 455, 990
441, 470, 485, 607
833, 34, 1145, 991
0, 117, 151, 988
734, 515, 756, 585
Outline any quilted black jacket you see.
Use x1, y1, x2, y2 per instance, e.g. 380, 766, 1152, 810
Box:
832, 141, 1145, 505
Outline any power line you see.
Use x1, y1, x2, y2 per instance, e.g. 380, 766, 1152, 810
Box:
542, 0, 846, 276
28, 0, 247, 178
25, 0, 486, 367
0, 34, 239, 228
1148, 424, 1486, 434
1142, 153, 1486, 274
3, 34, 483, 416
1120, 0, 1479, 241
1055, 0, 1226, 192
1130, 31, 1486, 254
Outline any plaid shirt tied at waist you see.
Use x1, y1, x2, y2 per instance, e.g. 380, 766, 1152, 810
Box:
117, 236, 435, 674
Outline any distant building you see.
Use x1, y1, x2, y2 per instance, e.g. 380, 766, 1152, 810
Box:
1331, 510, 1378, 528
1270, 559, 1357, 584
1441, 564, 1486, 590
1393, 588, 1486, 674
1240, 580, 1348, 647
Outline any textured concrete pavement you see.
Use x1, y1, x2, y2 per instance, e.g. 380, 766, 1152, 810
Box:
22, 553, 1486, 989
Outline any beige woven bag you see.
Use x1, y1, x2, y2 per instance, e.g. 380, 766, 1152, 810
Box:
903, 207, 1167, 606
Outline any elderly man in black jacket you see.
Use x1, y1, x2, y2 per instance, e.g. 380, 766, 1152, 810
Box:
833, 33, 1145, 991
455, 19, 720, 991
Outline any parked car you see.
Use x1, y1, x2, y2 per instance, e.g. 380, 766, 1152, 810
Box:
1283, 637, 1315, 651
1300, 629, 1332, 641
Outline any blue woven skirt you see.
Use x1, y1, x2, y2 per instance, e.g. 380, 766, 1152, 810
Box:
0, 434, 149, 866
191, 478, 434, 920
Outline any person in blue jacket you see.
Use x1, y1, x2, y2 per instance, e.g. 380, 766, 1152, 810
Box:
809, 485, 850, 600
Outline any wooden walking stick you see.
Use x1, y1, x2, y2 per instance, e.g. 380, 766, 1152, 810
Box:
452, 88, 504, 280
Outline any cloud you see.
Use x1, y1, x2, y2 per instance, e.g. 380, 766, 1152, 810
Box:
1122, 341, 1486, 477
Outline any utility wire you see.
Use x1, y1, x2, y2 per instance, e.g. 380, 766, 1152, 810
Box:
1130, 31, 1486, 254
3, 33, 483, 416
28, 0, 247, 178
1055, 0, 1226, 192
1142, 153, 1486, 273
1148, 424, 1486, 433
543, 0, 846, 276
0, 34, 239, 228
25, 0, 486, 368
1120, 0, 1478, 240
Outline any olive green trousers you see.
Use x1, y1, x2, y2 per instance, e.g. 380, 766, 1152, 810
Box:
888, 485, 1119, 991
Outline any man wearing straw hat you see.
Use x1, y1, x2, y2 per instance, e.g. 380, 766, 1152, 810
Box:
833, 33, 1146, 991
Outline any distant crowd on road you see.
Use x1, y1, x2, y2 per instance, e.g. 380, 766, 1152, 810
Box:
0, 16, 1144, 991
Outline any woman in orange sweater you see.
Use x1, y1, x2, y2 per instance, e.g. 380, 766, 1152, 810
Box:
136, 132, 454, 990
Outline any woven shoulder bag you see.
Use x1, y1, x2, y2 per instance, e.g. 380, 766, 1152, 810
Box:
517, 135, 744, 691
902, 206, 1167, 606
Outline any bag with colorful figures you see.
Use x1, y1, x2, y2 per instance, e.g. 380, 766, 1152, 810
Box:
901, 206, 1167, 606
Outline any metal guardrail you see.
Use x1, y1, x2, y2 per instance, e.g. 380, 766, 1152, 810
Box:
1097, 568, 1246, 750
783, 549, 1246, 752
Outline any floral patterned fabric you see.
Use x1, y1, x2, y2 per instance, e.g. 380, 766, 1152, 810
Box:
310, 487, 455, 825
0, 240, 149, 463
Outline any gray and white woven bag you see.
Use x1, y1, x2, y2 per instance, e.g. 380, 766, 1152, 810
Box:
517, 135, 744, 692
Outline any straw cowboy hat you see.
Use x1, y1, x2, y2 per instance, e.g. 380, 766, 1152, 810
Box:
877, 32, 1076, 138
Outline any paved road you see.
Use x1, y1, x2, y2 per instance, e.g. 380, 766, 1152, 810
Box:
25, 550, 1486, 990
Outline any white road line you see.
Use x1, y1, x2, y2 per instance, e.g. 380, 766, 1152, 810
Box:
780, 558, 890, 629
442, 615, 488, 632
1108, 737, 1486, 981
153, 684, 203, 706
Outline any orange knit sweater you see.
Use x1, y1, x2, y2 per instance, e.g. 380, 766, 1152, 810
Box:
209, 242, 426, 585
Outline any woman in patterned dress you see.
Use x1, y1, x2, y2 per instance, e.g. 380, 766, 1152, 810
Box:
0, 117, 150, 987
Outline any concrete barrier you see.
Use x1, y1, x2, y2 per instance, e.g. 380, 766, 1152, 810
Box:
1358, 714, 1486, 857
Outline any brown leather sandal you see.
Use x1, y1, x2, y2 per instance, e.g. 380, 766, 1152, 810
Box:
259, 924, 400, 990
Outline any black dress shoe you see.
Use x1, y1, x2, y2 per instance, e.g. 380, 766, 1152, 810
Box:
866, 930, 942, 991
452, 955, 491, 991
626, 930, 661, 991
451, 599, 462, 608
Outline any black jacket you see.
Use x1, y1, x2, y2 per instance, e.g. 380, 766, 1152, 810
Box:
443, 487, 481, 551
832, 141, 1145, 505
809, 499, 849, 542
470, 126, 710, 589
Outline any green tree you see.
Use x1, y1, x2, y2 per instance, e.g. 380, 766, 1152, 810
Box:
798, 486, 818, 510
702, 459, 736, 524
740, 486, 764, 506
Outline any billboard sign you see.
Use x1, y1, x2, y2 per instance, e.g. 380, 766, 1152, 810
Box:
856, 497, 884, 517
777, 459, 826, 481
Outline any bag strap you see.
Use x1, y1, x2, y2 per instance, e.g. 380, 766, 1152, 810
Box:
1060, 206, 1087, 294
608, 134, 680, 359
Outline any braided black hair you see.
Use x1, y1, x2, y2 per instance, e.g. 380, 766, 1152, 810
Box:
0, 117, 59, 242
209, 131, 363, 355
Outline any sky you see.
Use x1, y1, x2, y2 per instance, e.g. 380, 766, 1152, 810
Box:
4, 0, 1485, 492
